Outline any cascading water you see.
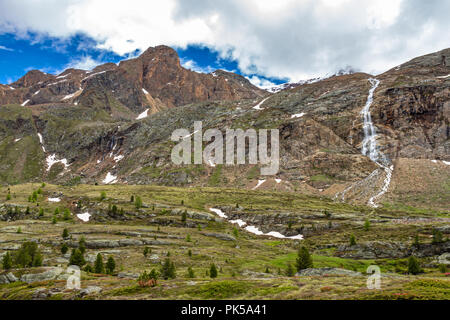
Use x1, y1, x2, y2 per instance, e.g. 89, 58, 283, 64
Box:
360, 78, 394, 208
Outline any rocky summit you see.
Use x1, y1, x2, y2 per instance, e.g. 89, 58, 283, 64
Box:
0, 46, 449, 301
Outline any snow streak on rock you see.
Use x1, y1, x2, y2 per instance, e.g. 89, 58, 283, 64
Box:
210, 208, 303, 240
252, 97, 269, 110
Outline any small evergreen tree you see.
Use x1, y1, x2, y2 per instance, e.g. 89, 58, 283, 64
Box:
233, 227, 239, 238
15, 242, 41, 268
69, 249, 85, 267
106, 256, 116, 274
296, 246, 313, 271
17, 227, 22, 234
63, 209, 70, 220
54, 207, 60, 215
6, 193, 11, 201
84, 264, 93, 273
286, 263, 295, 277
78, 237, 86, 255
100, 191, 106, 201
94, 253, 104, 274
143, 247, 150, 257
186, 234, 191, 242
181, 210, 187, 223
135, 196, 142, 209
130, 195, 134, 203
39, 208, 44, 217
61, 243, 69, 255
187, 267, 195, 278
209, 263, 218, 278
32, 251, 43, 267
62, 228, 69, 239
432, 229, 443, 244
2, 252, 13, 270
160, 258, 176, 279
413, 234, 420, 246
349, 234, 357, 246
439, 264, 447, 273
188, 249, 192, 257
364, 219, 370, 231
52, 216, 57, 224
407, 256, 422, 275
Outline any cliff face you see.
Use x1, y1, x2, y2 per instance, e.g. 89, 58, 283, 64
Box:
0, 46, 448, 210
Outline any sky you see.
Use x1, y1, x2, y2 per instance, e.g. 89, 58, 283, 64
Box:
0, 0, 449, 87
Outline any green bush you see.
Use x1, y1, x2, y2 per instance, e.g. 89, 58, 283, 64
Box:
69, 249, 85, 267
2, 252, 13, 270
160, 258, 176, 280
187, 267, 195, 278
106, 256, 116, 275
286, 263, 295, 277
432, 229, 443, 244
62, 228, 69, 239
95, 253, 104, 274
210, 263, 218, 278
364, 219, 370, 231
296, 246, 313, 271
407, 256, 422, 275
349, 234, 357, 246
135, 196, 143, 209
100, 191, 106, 201
61, 243, 69, 255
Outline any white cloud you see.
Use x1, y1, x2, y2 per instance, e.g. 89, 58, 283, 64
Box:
0, 0, 449, 81
181, 58, 214, 74
246, 75, 276, 89
65, 55, 102, 70
0, 45, 14, 51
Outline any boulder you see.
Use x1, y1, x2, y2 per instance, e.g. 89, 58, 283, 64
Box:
0, 272, 18, 284
296, 268, 362, 277
78, 286, 102, 297
201, 232, 236, 242
20, 267, 64, 284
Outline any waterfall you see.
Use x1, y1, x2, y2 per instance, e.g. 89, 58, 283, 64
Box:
360, 78, 394, 208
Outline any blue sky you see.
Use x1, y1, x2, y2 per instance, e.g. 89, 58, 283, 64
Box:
0, 32, 286, 87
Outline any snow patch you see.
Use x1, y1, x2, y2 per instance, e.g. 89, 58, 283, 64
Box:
77, 212, 91, 222
136, 109, 149, 120
114, 155, 124, 162
103, 172, 117, 184
436, 74, 450, 79
46, 154, 69, 171
291, 113, 305, 119
443, 161, 450, 166
14, 138, 21, 143
209, 208, 228, 219
252, 97, 269, 110
33, 90, 40, 95
275, 179, 282, 184
142, 88, 149, 95
48, 197, 61, 202
21, 100, 30, 106
252, 180, 266, 190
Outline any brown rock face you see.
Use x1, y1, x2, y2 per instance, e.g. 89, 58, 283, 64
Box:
11, 70, 55, 88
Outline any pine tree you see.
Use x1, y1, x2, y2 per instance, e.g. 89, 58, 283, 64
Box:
106, 256, 116, 275
407, 256, 422, 275
187, 267, 195, 278
78, 237, 86, 255
2, 252, 12, 270
296, 246, 313, 271
130, 195, 134, 203
186, 234, 191, 242
61, 243, 69, 255
32, 251, 43, 267
364, 219, 370, 231
432, 229, 443, 244
63, 209, 70, 220
286, 263, 295, 277
62, 228, 69, 239
160, 258, 176, 279
15, 242, 41, 268
413, 234, 420, 246
349, 234, 357, 246
52, 216, 57, 224
94, 253, 104, 274
233, 227, 239, 238
39, 208, 44, 217
143, 247, 150, 257
188, 249, 192, 257
100, 191, 106, 201
54, 207, 60, 215
6, 193, 11, 201
209, 263, 218, 278
181, 210, 187, 223
69, 249, 85, 267
135, 196, 142, 209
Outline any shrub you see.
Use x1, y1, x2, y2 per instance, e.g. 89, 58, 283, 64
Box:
78, 237, 86, 255
186, 234, 191, 242
286, 263, 295, 277
94, 253, 104, 274
2, 252, 13, 270
413, 234, 420, 246
160, 258, 176, 280
62, 228, 69, 239
63, 209, 71, 220
39, 208, 44, 217
54, 208, 60, 215
6, 193, 11, 201
187, 267, 195, 278
130, 195, 134, 203
407, 256, 422, 275
106, 256, 116, 275
296, 246, 313, 271
181, 210, 187, 223
16, 227, 22, 234
233, 228, 239, 238
135, 196, 142, 209
138, 269, 158, 287
188, 250, 192, 257
52, 216, 57, 224
143, 247, 150, 257
350, 234, 357, 246
84, 264, 93, 273
100, 191, 106, 201
432, 229, 443, 244
210, 263, 218, 279
439, 264, 447, 273
61, 243, 69, 255
69, 249, 85, 267
364, 219, 370, 231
